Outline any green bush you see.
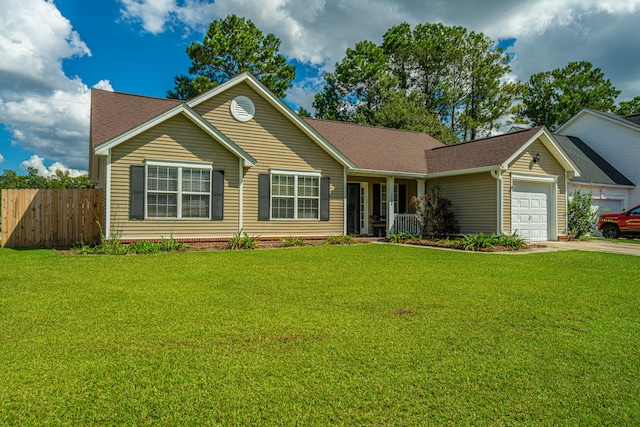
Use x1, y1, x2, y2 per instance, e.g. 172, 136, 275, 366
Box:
388, 230, 417, 244
568, 189, 599, 239
324, 234, 358, 245
75, 233, 186, 255
228, 231, 259, 250
280, 237, 308, 247
460, 232, 526, 251
410, 185, 459, 238
495, 232, 527, 250
462, 233, 498, 251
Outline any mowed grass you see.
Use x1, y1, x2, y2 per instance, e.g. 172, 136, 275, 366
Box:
0, 245, 639, 426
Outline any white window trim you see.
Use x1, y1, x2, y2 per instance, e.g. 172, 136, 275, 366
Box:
144, 160, 213, 220
270, 170, 321, 221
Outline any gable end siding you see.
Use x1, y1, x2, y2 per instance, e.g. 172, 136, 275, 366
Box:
561, 115, 640, 206
108, 114, 240, 239
503, 139, 567, 235
193, 82, 344, 237
427, 172, 497, 235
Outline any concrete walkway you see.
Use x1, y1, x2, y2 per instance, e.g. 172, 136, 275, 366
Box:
538, 240, 640, 256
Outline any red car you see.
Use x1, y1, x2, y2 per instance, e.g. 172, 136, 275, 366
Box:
598, 204, 640, 238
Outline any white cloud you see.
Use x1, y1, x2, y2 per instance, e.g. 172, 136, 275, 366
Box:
117, 0, 640, 104
286, 76, 325, 112
19, 154, 86, 177
0, 0, 90, 93
0, 153, 4, 164
0, 0, 112, 170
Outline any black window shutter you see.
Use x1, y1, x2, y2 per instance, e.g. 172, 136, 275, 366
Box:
320, 177, 330, 221
129, 165, 145, 219
258, 174, 270, 221
373, 183, 380, 217
211, 170, 224, 220
399, 184, 407, 214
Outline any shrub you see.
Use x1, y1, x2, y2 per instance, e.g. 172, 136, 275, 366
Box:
75, 235, 186, 255
126, 241, 162, 254
568, 189, 599, 239
462, 233, 498, 251
495, 232, 527, 250
388, 230, 417, 244
324, 234, 358, 245
228, 231, 259, 250
280, 237, 308, 247
410, 185, 459, 238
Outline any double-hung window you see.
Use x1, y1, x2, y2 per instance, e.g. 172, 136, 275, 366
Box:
271, 171, 320, 220
146, 161, 212, 219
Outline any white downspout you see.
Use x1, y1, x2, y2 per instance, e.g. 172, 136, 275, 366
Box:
105, 152, 112, 239
343, 168, 347, 235
491, 169, 503, 235
238, 159, 243, 233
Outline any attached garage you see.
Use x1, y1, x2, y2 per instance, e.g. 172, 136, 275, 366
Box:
512, 179, 555, 241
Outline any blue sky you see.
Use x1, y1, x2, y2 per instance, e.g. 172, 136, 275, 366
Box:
1, 0, 640, 176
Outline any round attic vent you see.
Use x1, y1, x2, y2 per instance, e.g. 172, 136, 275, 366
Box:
230, 96, 255, 122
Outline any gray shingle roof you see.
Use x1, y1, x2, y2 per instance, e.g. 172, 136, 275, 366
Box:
554, 134, 634, 186
624, 114, 640, 126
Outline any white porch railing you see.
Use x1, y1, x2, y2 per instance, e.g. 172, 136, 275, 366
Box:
391, 213, 421, 235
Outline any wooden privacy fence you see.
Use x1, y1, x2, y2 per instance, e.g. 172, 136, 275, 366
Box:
1, 189, 103, 248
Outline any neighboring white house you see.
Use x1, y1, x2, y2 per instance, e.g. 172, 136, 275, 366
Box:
556, 109, 640, 212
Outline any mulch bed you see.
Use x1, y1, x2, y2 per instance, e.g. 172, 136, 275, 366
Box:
407, 239, 546, 252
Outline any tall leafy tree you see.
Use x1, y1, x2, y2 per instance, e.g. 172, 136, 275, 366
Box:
383, 22, 516, 140
615, 96, 640, 116
519, 61, 620, 129
168, 14, 296, 100
313, 41, 389, 123
314, 22, 515, 142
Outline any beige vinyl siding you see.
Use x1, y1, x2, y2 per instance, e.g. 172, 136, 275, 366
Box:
503, 139, 567, 235
108, 114, 240, 240
98, 156, 107, 231
194, 82, 344, 237
427, 172, 497, 234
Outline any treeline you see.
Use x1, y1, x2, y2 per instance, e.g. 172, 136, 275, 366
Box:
169, 15, 640, 143
313, 23, 640, 142
0, 168, 92, 189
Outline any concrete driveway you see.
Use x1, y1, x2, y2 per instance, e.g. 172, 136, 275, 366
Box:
539, 240, 640, 256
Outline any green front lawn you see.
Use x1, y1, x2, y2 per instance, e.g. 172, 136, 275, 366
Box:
1, 246, 638, 425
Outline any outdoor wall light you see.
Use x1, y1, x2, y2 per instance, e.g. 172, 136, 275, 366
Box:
532, 152, 540, 164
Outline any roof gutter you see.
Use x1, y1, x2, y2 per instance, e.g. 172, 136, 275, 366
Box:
426, 165, 503, 180
348, 168, 428, 179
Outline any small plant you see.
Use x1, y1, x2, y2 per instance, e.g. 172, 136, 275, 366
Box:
462, 233, 498, 251
126, 240, 162, 254
388, 230, 417, 244
228, 231, 259, 250
324, 234, 358, 245
495, 232, 526, 250
280, 237, 308, 247
157, 235, 186, 251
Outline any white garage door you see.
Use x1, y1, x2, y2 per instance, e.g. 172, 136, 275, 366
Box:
512, 182, 552, 241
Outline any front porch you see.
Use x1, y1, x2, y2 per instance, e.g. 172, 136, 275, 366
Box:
346, 175, 425, 236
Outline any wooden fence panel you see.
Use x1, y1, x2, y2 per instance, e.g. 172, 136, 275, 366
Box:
1, 189, 103, 248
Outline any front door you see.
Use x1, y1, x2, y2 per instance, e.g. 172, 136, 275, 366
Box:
347, 183, 360, 234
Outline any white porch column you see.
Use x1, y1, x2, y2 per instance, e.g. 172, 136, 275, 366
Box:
386, 176, 395, 233
416, 179, 426, 231
417, 179, 426, 197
